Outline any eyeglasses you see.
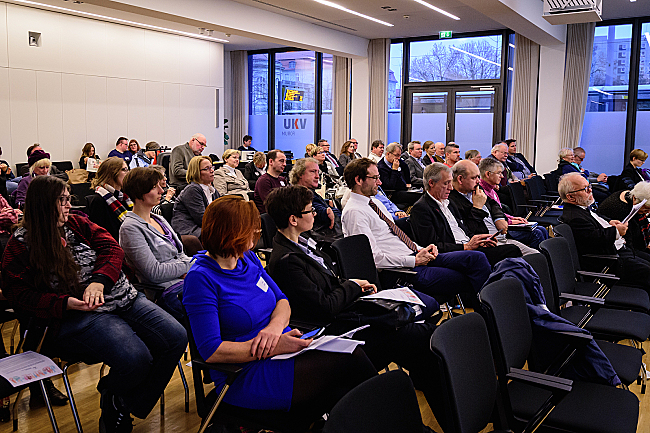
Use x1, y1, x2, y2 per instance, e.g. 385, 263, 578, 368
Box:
350, 141, 358, 144
194, 138, 207, 147
58, 195, 72, 205
366, 175, 381, 181
200, 166, 215, 172
489, 171, 503, 177
121, 167, 129, 172
567, 184, 592, 194
298, 209, 317, 216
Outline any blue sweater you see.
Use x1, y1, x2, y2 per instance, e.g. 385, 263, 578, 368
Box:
183, 250, 294, 410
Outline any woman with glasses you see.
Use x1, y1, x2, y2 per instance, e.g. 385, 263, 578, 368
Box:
86, 157, 132, 241
183, 195, 376, 431
212, 149, 251, 200
172, 155, 219, 239
338, 140, 357, 169
2, 175, 187, 433
127, 139, 140, 155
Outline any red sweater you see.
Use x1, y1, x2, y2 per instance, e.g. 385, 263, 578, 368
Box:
2, 214, 124, 329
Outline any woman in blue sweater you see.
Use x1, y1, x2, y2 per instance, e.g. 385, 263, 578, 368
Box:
182, 196, 376, 431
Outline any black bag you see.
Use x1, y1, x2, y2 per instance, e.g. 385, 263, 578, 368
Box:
335, 298, 417, 331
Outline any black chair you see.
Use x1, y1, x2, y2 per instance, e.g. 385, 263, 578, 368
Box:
15, 163, 28, 177
431, 312, 556, 433
522, 253, 644, 392
255, 213, 276, 261
152, 202, 174, 224
52, 161, 73, 172
524, 176, 561, 217
507, 182, 559, 227
69, 182, 93, 207
159, 152, 171, 180
480, 278, 640, 433
322, 371, 423, 433
552, 224, 650, 313
539, 237, 650, 343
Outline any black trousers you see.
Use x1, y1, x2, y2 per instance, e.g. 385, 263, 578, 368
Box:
613, 247, 650, 296
477, 243, 522, 266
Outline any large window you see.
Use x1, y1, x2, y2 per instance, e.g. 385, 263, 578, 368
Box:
635, 23, 650, 157
247, 50, 335, 152
409, 35, 502, 82
580, 24, 632, 175
248, 53, 269, 151
388, 42, 403, 144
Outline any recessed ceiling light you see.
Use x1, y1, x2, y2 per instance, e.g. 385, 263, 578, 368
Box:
12, 0, 229, 42
312, 0, 394, 26
412, 0, 460, 20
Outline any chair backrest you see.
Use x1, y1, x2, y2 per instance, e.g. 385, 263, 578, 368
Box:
543, 171, 560, 193
394, 217, 414, 240
16, 162, 28, 177
69, 182, 93, 206
522, 253, 560, 315
551, 224, 581, 272
331, 234, 381, 288
153, 202, 174, 224
480, 278, 532, 372
539, 237, 578, 297
159, 152, 171, 179
506, 182, 528, 217
430, 313, 498, 433
323, 371, 423, 433
525, 176, 546, 202
260, 213, 277, 249
52, 161, 73, 172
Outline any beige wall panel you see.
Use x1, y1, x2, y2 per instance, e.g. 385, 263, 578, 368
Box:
106, 78, 128, 149
145, 31, 179, 84
127, 79, 147, 144
0, 68, 12, 163
62, 74, 86, 163
163, 82, 181, 148
9, 68, 38, 161
105, 24, 146, 81
7, 4, 62, 72
0, 4, 8, 68
180, 84, 218, 157
36, 71, 63, 158
208, 42, 224, 88
179, 37, 210, 86
86, 75, 109, 158
145, 81, 164, 145
60, 14, 107, 77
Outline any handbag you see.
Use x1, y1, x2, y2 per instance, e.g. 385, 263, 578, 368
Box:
66, 169, 89, 184
336, 298, 417, 331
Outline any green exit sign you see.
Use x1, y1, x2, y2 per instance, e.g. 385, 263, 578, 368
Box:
439, 31, 452, 39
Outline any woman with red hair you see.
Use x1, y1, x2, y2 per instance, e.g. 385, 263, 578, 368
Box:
182, 196, 376, 431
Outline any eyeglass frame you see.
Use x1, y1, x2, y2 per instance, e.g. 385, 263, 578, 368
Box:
58, 194, 72, 205
567, 184, 592, 194
296, 208, 317, 217
200, 166, 215, 172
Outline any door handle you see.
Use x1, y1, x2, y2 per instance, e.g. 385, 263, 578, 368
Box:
446, 122, 450, 131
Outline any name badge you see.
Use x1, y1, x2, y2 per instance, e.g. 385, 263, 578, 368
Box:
257, 276, 269, 292
280, 181, 286, 186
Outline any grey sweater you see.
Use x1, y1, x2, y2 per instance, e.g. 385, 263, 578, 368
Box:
119, 212, 192, 291
170, 142, 196, 187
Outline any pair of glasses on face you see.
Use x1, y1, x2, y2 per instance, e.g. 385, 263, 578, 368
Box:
297, 209, 317, 216
200, 166, 215, 172
121, 167, 129, 172
194, 138, 207, 147
567, 185, 592, 194
366, 175, 381, 181
58, 195, 72, 205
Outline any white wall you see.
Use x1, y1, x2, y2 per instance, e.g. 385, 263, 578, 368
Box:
350, 57, 370, 156
0, 2, 225, 167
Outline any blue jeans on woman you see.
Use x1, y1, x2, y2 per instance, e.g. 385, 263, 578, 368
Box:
52, 293, 187, 418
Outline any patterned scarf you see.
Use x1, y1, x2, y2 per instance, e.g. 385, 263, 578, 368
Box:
638, 214, 650, 248
96, 184, 133, 222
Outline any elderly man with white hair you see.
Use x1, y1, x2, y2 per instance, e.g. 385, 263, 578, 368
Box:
559, 172, 650, 294
170, 133, 207, 189
485, 142, 514, 186
598, 180, 650, 261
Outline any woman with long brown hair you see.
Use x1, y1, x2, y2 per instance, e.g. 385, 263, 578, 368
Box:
1, 175, 187, 433
87, 157, 132, 240
79, 142, 101, 170
337, 140, 356, 169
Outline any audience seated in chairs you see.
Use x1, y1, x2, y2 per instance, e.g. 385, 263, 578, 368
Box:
212, 149, 251, 200
253, 150, 287, 214
182, 195, 377, 431
478, 158, 549, 249
449, 160, 538, 256
505, 138, 536, 180
79, 142, 101, 171
25, 144, 69, 182
86, 157, 132, 241
598, 181, 650, 262
404, 141, 425, 188
619, 148, 650, 190
0, 192, 20, 257
341, 158, 491, 303
377, 144, 418, 209
265, 185, 442, 409
465, 149, 481, 166
172, 155, 219, 239
1, 175, 187, 433
120, 167, 192, 322
409, 163, 521, 266
559, 172, 650, 296
557, 148, 609, 203
243, 151, 266, 190
338, 140, 357, 169
169, 133, 207, 190
150, 165, 176, 205
14, 150, 52, 209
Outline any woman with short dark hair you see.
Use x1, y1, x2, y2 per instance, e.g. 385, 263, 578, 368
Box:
183, 196, 376, 431
2, 175, 187, 433
120, 167, 191, 321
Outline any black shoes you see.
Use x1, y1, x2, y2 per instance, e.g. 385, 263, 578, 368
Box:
99, 390, 133, 433
28, 379, 69, 408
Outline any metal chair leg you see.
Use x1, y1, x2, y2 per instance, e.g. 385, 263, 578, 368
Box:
39, 380, 60, 433
178, 361, 190, 413
63, 364, 83, 433
159, 391, 165, 417
641, 362, 647, 394
455, 294, 466, 314
198, 384, 230, 433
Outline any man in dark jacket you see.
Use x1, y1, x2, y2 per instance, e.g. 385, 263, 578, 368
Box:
559, 172, 650, 293
377, 143, 418, 209
404, 141, 425, 188
410, 162, 521, 266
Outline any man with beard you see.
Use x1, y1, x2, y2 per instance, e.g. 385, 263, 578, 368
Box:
559, 172, 650, 294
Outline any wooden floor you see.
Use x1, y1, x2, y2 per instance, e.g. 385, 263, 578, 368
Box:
2, 321, 650, 433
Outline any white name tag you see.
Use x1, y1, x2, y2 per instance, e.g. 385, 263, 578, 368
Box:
257, 276, 269, 292
280, 181, 286, 186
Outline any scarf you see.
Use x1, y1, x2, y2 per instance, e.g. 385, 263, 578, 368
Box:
96, 184, 133, 222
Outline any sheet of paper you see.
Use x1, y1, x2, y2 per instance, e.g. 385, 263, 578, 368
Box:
86, 158, 101, 172
622, 199, 647, 224
272, 325, 369, 360
360, 287, 425, 307
0, 351, 62, 387
316, 339, 364, 354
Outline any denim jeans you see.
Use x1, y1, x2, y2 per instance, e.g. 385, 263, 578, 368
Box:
508, 226, 549, 250
52, 292, 187, 418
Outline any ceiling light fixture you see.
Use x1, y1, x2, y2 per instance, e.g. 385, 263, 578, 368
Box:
312, 0, 394, 26
450, 46, 500, 66
11, 0, 230, 42
412, 0, 460, 20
